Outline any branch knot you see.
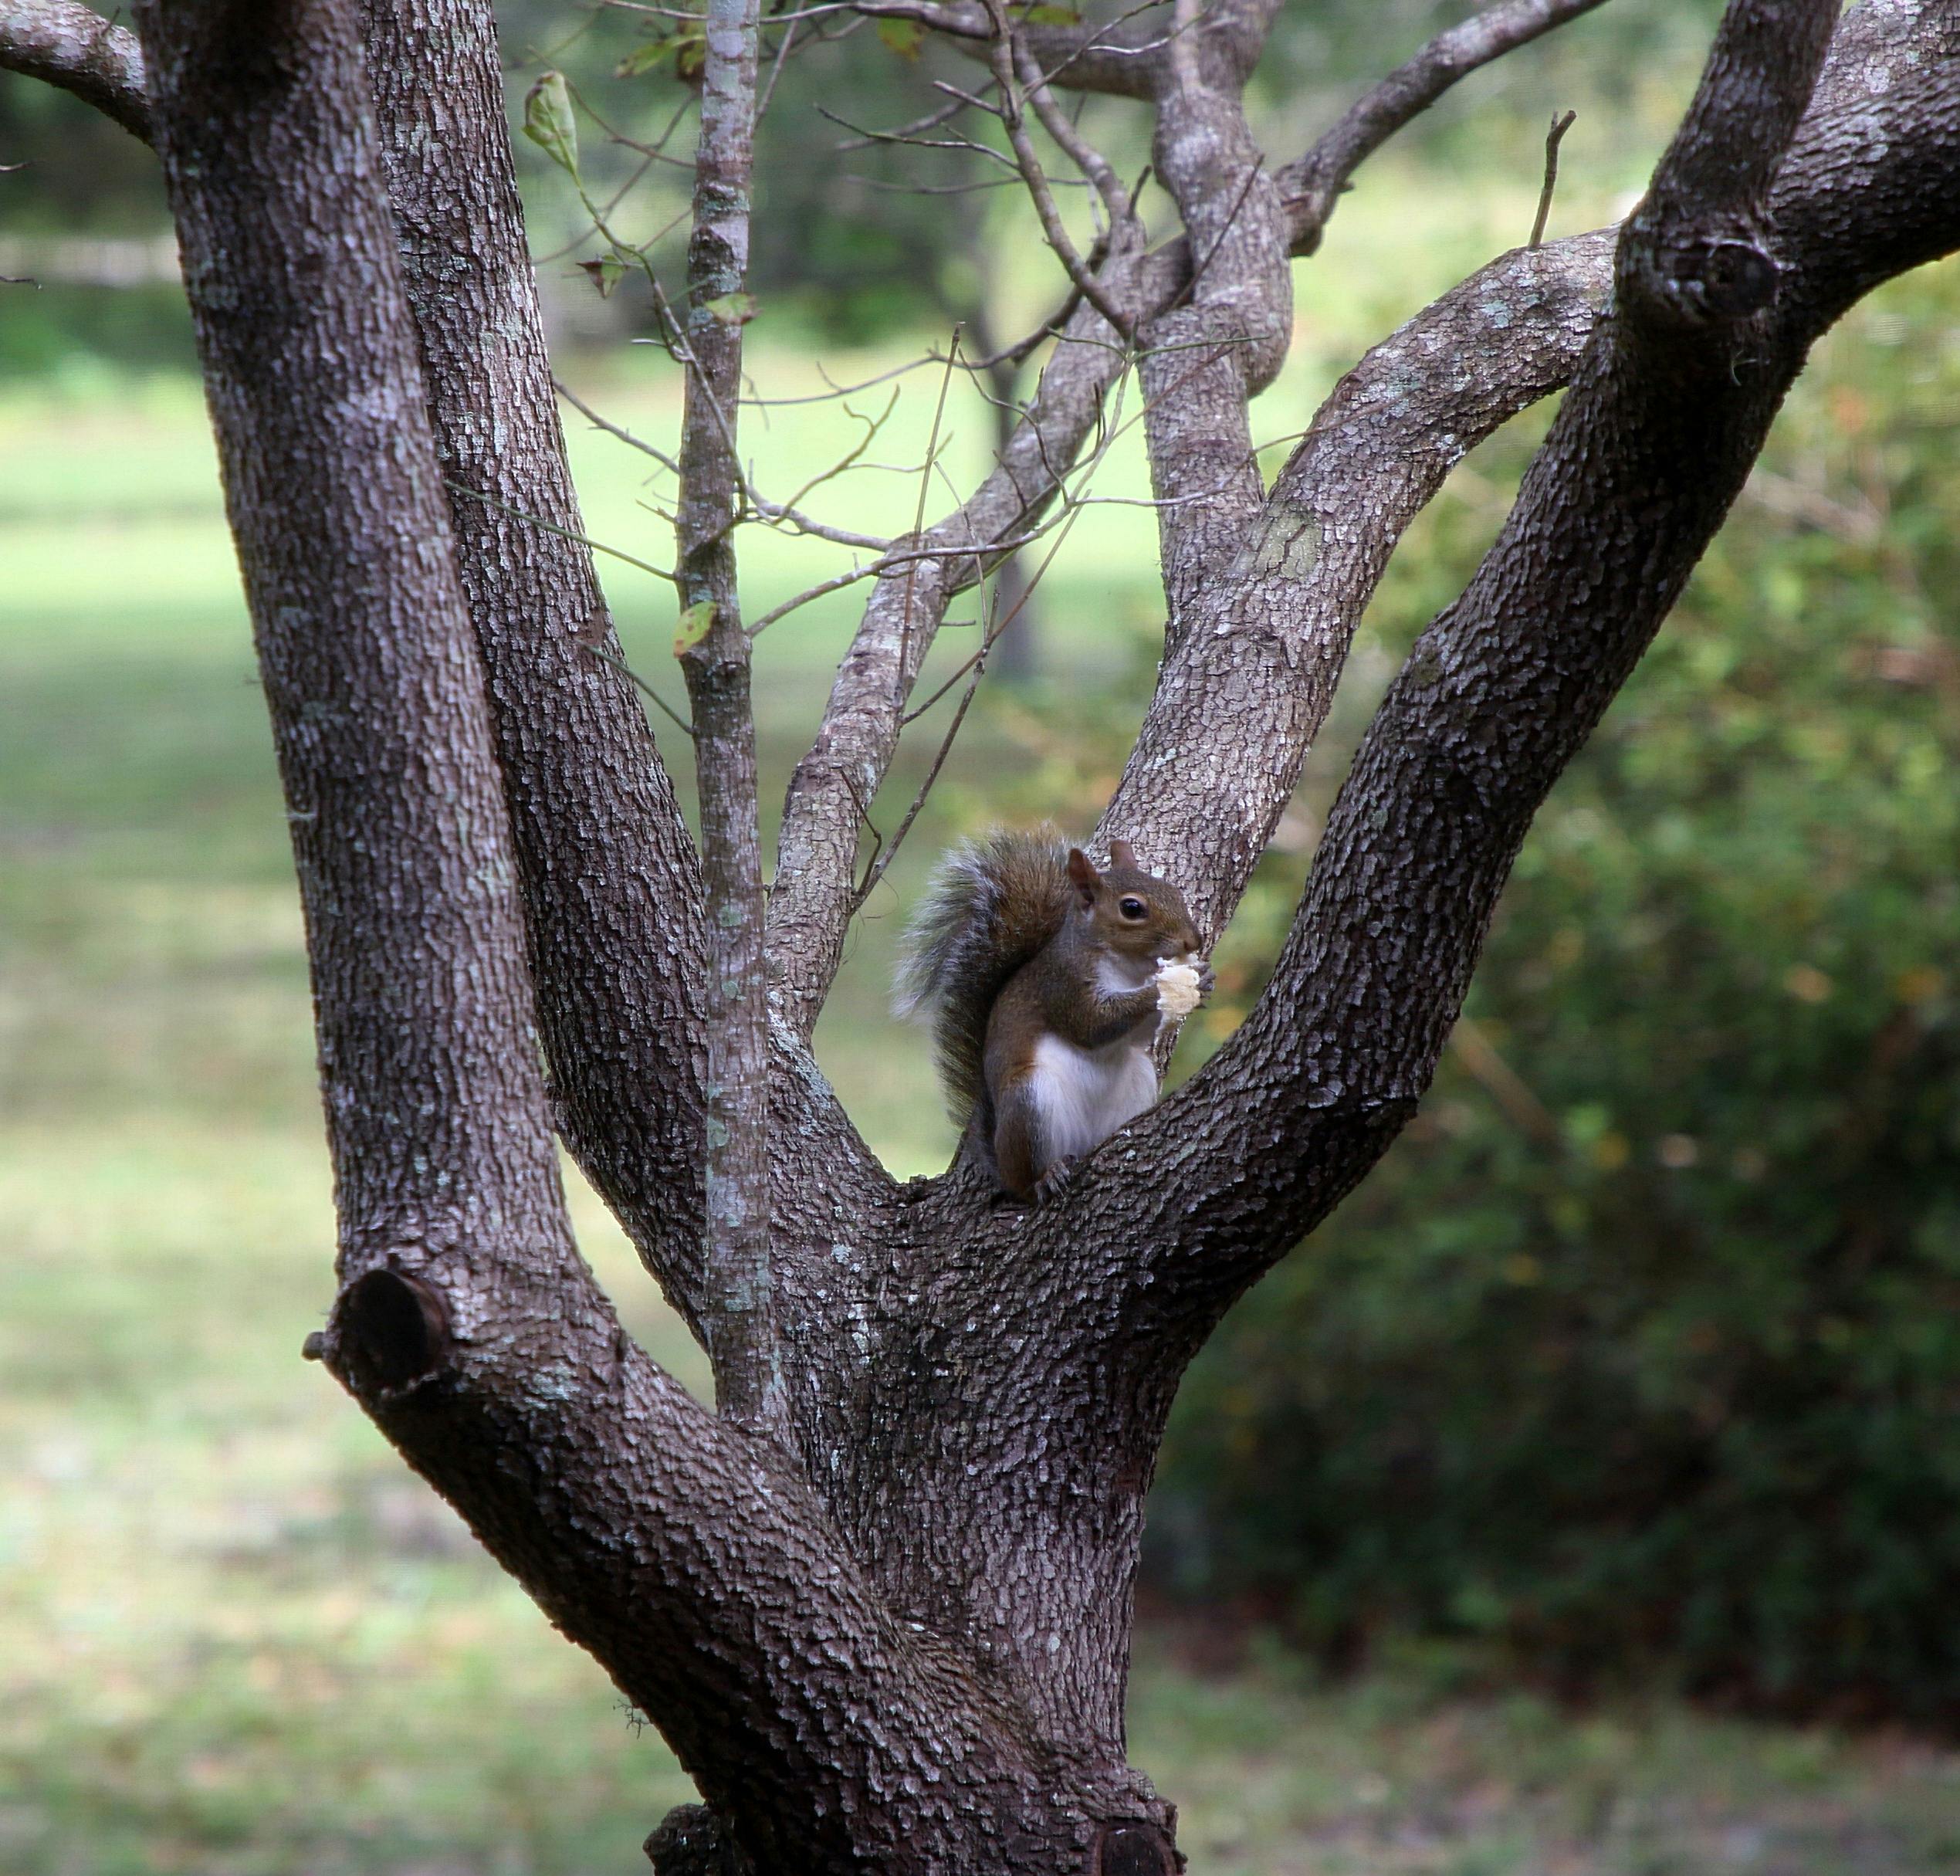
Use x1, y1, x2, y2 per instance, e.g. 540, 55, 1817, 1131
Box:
1626, 222, 1780, 325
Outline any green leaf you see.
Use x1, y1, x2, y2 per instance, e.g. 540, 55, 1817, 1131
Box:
673, 28, 708, 83
522, 71, 579, 178
672, 601, 716, 657
617, 24, 707, 80
1012, 2, 1081, 21
875, 17, 925, 59
701, 291, 757, 327
578, 257, 627, 300
616, 41, 673, 76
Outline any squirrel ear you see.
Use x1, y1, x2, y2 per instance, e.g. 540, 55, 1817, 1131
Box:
1108, 838, 1138, 872
1065, 848, 1099, 902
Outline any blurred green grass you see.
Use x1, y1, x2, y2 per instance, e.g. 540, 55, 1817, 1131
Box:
5, 192, 1959, 1870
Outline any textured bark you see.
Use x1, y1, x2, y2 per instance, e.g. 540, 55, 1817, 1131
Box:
126, 2, 1158, 1868
354, 0, 720, 1326
1098, 0, 1960, 1311
1109, 232, 1617, 935
672, 0, 784, 1431
1135, 0, 1287, 640
22, 0, 1960, 1868
0, 0, 148, 139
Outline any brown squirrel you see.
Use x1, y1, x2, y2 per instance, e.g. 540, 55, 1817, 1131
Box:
894, 828, 1208, 1197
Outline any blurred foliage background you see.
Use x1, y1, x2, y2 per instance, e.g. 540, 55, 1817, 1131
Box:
3, 1, 1958, 1870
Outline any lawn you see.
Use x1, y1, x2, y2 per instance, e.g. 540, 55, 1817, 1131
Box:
4, 207, 1958, 1871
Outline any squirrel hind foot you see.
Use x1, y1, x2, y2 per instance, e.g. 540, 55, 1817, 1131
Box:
1030, 1156, 1078, 1204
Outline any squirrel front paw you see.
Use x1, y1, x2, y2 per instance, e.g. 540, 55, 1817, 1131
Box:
1153, 957, 1204, 1021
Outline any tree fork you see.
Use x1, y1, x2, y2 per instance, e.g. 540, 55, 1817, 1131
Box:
121, 5, 1099, 1868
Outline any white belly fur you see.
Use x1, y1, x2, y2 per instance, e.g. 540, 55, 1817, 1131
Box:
1028, 1031, 1159, 1164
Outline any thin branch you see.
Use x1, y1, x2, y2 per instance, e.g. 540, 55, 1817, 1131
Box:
847, 0, 1188, 97
852, 494, 1088, 907
983, 3, 1136, 340
826, 91, 969, 152
585, 642, 697, 739
767, 387, 902, 534
851, 171, 1024, 197
672, 0, 785, 1437
445, 477, 680, 586
726, 353, 939, 407
1277, 0, 1613, 254
554, 377, 682, 475
1010, 27, 1132, 229
1530, 108, 1578, 247
817, 99, 1022, 172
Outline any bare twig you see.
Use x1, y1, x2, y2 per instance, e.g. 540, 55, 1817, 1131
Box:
983, 3, 1136, 339
895, 330, 964, 711
851, 490, 1089, 908
1530, 109, 1578, 247
584, 642, 698, 740
445, 476, 680, 586
1010, 29, 1132, 229
1278, 0, 1613, 254
827, 93, 969, 153
555, 378, 683, 475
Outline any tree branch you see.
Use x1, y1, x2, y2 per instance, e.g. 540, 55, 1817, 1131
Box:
1116, 0, 1956, 1312
672, 0, 787, 1433
357, 0, 724, 1335
765, 238, 1180, 1034
1277, 0, 1614, 256
850, 0, 1173, 96
1137, 0, 1287, 637
984, 3, 1137, 339
127, 8, 1111, 1867
768, 0, 1619, 1033
0, 0, 149, 141
1105, 228, 1616, 933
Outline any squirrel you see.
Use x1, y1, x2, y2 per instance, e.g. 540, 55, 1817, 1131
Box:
894, 828, 1209, 1197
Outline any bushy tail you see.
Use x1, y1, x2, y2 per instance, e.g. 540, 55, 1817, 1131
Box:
893, 828, 1072, 1125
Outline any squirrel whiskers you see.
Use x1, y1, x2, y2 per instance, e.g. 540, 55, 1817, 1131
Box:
895, 828, 1209, 1197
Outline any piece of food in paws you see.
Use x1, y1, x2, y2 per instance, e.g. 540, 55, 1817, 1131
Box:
1152, 959, 1203, 1019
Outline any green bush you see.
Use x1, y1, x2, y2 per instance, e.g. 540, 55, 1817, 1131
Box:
1148, 266, 1960, 1721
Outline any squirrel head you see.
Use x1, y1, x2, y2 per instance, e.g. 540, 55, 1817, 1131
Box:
1065, 840, 1202, 964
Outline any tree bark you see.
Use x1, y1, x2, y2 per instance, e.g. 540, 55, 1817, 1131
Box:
354, 0, 719, 1323
0, 0, 148, 138
670, 0, 784, 1431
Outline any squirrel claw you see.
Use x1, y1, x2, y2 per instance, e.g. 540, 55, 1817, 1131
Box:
1031, 1157, 1077, 1204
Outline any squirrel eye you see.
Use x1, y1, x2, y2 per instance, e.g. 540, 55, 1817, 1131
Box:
1119, 896, 1147, 919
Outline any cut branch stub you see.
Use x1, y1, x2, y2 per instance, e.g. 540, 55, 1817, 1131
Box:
645, 1805, 751, 1875
1094, 1820, 1179, 1876
332, 1268, 450, 1394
